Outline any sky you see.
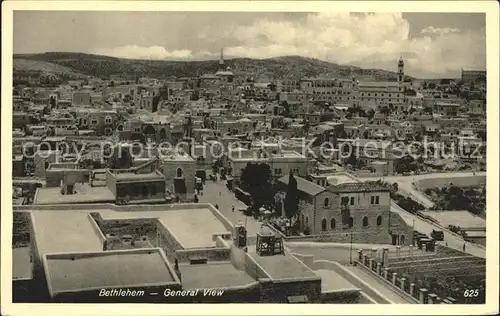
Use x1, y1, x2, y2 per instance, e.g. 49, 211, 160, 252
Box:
13, 11, 486, 78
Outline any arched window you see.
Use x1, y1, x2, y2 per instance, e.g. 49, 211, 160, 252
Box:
301, 214, 305, 227
330, 218, 336, 229
321, 219, 327, 231
324, 197, 329, 208
305, 217, 309, 227
363, 216, 368, 227
176, 167, 184, 178
377, 216, 382, 226
400, 235, 406, 245
348, 217, 354, 228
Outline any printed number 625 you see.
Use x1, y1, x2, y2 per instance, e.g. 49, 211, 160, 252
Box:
464, 289, 479, 297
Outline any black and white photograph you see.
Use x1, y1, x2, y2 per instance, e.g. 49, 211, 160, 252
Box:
2, 1, 498, 315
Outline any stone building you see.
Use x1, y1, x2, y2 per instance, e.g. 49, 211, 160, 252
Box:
277, 176, 412, 245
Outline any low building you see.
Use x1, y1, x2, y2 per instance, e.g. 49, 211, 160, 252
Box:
106, 170, 166, 204
13, 203, 330, 303
230, 150, 309, 185
161, 150, 196, 202
276, 176, 412, 245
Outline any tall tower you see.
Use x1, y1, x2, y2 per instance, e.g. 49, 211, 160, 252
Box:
398, 55, 404, 83
219, 48, 225, 71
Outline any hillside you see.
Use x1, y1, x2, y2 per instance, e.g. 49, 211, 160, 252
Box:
13, 52, 410, 81
13, 58, 87, 80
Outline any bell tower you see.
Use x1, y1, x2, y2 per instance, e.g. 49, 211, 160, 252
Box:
398, 55, 405, 83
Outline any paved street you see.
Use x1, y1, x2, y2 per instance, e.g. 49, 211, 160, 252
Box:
199, 180, 262, 236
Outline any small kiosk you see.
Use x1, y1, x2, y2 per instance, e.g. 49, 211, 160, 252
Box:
256, 226, 284, 256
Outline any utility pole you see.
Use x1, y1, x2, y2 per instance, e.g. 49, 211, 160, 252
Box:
412, 218, 415, 246
349, 229, 353, 264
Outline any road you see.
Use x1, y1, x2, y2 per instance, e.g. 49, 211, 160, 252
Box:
357, 172, 486, 258
390, 202, 485, 258
199, 180, 262, 236
361, 171, 486, 209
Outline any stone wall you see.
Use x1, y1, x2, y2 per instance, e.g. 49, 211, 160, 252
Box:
259, 278, 322, 303
414, 175, 486, 191
156, 221, 184, 261
175, 247, 231, 263
243, 252, 270, 280
34, 151, 58, 179
229, 246, 248, 271
52, 284, 182, 303
291, 253, 314, 268
45, 169, 90, 187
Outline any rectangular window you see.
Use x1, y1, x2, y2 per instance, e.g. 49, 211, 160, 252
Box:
375, 196, 380, 204
350, 197, 355, 205
341, 197, 349, 205
370, 196, 375, 204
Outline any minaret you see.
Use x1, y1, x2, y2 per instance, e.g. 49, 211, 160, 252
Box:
398, 55, 404, 83
219, 48, 225, 71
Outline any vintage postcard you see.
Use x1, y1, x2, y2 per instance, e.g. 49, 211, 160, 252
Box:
1, 1, 498, 315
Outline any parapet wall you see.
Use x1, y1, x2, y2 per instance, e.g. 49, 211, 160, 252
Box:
156, 221, 183, 260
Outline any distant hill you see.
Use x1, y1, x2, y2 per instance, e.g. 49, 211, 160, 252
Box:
13, 52, 412, 82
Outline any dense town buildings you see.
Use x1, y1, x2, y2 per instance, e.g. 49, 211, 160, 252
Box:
11, 49, 487, 304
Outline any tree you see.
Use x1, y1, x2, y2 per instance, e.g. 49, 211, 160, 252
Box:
367, 109, 375, 120
240, 163, 274, 209
280, 101, 290, 117
394, 155, 417, 174
284, 172, 299, 219
380, 106, 391, 116
107, 146, 133, 169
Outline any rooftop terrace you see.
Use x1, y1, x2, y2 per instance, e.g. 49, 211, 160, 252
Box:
45, 249, 178, 295
32, 211, 104, 255
34, 184, 115, 205
98, 207, 230, 249
180, 262, 255, 289
248, 248, 318, 280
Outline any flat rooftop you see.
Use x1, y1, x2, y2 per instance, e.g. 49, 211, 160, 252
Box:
160, 152, 195, 162
34, 184, 115, 205
113, 172, 164, 182
45, 249, 177, 295
327, 175, 357, 185
180, 262, 255, 289
97, 207, 230, 249
422, 210, 486, 229
315, 269, 358, 292
248, 250, 318, 280
32, 211, 104, 255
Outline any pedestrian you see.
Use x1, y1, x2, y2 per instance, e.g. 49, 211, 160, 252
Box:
219, 191, 221, 196
215, 204, 219, 210
232, 205, 235, 212
463, 243, 466, 252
